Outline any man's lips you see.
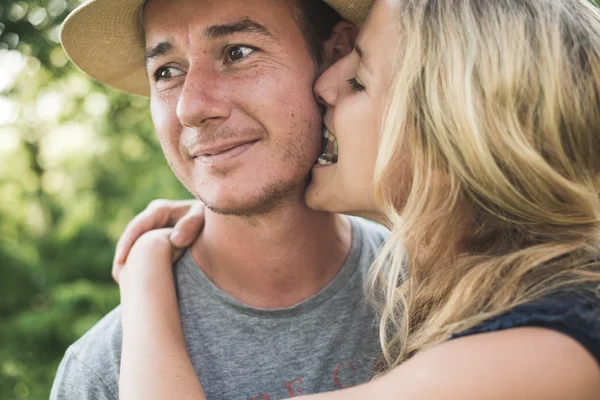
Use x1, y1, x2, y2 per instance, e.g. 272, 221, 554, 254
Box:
191, 139, 259, 165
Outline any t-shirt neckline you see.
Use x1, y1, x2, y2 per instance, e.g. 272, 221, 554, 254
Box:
176, 216, 364, 318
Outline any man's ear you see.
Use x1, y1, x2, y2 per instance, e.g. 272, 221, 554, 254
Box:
322, 21, 359, 67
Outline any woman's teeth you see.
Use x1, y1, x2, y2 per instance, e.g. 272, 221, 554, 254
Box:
317, 128, 338, 165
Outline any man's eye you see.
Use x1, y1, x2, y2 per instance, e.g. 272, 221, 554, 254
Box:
226, 46, 255, 63
153, 66, 183, 82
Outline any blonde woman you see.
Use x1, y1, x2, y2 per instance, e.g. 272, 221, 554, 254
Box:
115, 0, 600, 398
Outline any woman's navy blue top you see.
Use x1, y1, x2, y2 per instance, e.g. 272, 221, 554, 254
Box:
452, 285, 600, 365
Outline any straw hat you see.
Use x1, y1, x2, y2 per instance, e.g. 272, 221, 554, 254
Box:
60, 0, 374, 96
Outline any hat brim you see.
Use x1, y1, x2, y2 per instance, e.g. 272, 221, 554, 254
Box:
61, 0, 373, 97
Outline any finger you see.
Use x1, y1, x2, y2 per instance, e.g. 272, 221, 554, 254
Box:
112, 255, 128, 284
171, 247, 186, 264
166, 199, 203, 226
170, 201, 206, 248
112, 263, 121, 285
113, 199, 196, 268
113, 206, 170, 266
113, 227, 174, 285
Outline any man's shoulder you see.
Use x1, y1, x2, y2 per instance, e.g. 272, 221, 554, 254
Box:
345, 216, 389, 277
70, 305, 123, 365
51, 306, 122, 400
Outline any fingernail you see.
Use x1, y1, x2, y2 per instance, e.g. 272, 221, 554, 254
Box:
170, 231, 181, 245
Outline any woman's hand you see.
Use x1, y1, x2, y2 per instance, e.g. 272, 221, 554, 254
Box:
115, 228, 184, 285
112, 200, 205, 283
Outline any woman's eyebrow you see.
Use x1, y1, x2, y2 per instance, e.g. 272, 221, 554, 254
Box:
355, 43, 371, 72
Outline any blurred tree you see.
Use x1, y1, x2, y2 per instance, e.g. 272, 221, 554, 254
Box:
2, 0, 600, 399
0, 0, 191, 399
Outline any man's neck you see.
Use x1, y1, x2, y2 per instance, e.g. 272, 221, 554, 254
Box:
189, 201, 352, 309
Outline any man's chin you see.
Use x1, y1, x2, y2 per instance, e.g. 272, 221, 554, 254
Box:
197, 181, 301, 218
203, 201, 272, 217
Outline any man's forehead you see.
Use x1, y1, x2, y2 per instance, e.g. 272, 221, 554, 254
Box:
142, 0, 299, 34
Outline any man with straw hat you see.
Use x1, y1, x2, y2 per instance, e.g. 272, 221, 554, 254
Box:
51, 0, 389, 399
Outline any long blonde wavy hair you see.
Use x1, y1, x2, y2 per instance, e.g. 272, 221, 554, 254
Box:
369, 0, 600, 369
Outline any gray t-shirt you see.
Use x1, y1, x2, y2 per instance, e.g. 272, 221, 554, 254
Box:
51, 217, 389, 400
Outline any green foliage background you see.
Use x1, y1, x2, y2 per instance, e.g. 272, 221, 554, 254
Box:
0, 1, 192, 398
1, 0, 600, 399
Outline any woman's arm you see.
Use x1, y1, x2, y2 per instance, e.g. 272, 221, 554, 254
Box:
117, 229, 206, 400
299, 327, 600, 400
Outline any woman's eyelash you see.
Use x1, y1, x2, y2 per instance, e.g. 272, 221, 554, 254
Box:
347, 77, 366, 92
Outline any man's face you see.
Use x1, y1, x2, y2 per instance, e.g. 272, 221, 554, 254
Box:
143, 0, 324, 216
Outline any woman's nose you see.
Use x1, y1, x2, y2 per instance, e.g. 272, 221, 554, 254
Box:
314, 61, 341, 109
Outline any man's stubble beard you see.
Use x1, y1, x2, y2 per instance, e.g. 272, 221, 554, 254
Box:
198, 119, 321, 218
199, 177, 304, 217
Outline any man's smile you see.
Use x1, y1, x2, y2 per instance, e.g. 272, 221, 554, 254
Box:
192, 139, 259, 166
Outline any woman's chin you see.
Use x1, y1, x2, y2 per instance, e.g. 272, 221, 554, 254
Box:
305, 188, 387, 226
304, 181, 335, 212
305, 162, 338, 212
305, 174, 381, 221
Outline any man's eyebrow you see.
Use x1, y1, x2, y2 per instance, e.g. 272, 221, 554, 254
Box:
145, 41, 175, 68
205, 18, 273, 40
143, 19, 271, 68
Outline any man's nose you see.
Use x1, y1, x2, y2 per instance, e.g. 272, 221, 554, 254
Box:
176, 67, 231, 128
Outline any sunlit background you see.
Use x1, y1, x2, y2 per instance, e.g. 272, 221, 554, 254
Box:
0, 1, 191, 398
2, 0, 600, 399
